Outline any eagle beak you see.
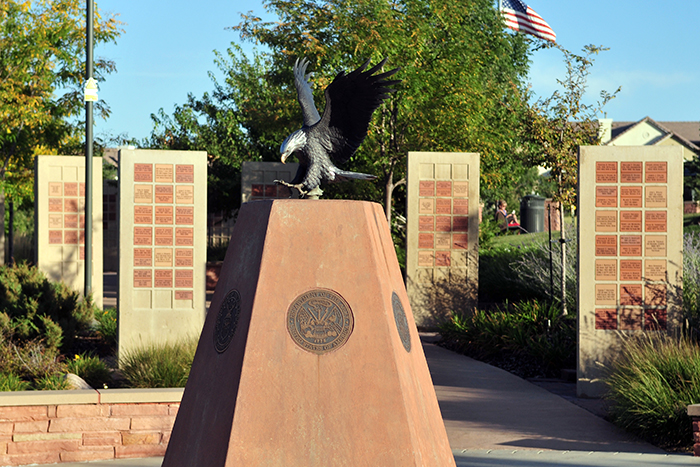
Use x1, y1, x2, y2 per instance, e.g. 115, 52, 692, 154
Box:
281, 153, 288, 164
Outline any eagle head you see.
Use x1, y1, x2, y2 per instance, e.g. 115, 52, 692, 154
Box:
280, 129, 307, 163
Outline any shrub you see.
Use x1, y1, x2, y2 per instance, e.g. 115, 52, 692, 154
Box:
479, 244, 546, 305
66, 353, 112, 389
683, 233, 700, 336
0, 341, 66, 383
120, 338, 198, 388
510, 227, 578, 312
478, 217, 501, 251
95, 308, 117, 347
439, 300, 575, 378
0, 262, 97, 352
606, 334, 700, 449
33, 374, 70, 390
0, 373, 30, 391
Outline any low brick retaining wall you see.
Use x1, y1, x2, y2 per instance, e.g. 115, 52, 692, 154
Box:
689, 404, 700, 456
0, 388, 182, 466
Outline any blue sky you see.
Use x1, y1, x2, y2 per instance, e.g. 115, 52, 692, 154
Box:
94, 0, 700, 143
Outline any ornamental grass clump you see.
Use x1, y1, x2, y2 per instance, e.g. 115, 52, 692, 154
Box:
683, 233, 700, 336
120, 338, 197, 388
66, 352, 112, 388
605, 333, 700, 450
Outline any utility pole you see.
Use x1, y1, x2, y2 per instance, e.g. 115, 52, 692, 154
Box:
84, 0, 94, 299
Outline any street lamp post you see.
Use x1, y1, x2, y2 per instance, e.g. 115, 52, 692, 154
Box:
84, 0, 94, 299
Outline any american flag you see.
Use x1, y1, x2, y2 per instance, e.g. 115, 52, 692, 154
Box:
500, 0, 556, 42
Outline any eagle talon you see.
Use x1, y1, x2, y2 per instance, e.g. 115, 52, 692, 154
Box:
274, 179, 307, 197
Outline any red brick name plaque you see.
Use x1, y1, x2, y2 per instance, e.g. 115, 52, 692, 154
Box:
578, 146, 682, 398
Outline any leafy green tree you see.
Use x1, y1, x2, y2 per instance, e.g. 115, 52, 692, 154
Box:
523, 43, 619, 313
0, 0, 122, 260
149, 0, 536, 227
234, 0, 534, 224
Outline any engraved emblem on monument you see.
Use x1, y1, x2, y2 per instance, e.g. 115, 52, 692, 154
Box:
214, 289, 242, 353
391, 292, 411, 352
286, 289, 354, 355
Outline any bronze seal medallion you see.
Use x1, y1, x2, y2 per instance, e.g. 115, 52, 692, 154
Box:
287, 288, 354, 355
214, 289, 241, 353
392, 292, 411, 352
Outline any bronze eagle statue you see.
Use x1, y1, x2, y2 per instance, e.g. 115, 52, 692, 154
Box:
275, 58, 400, 197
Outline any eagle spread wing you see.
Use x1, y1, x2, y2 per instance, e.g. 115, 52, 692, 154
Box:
312, 58, 400, 165
277, 58, 400, 197
294, 58, 321, 127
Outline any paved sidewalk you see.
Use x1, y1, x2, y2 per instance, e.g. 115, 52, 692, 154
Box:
46, 307, 697, 466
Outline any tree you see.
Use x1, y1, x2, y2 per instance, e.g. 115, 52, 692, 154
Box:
0, 0, 122, 261
148, 0, 536, 231
234, 0, 534, 224
523, 43, 620, 314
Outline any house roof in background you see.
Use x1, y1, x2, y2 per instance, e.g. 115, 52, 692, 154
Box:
611, 118, 700, 150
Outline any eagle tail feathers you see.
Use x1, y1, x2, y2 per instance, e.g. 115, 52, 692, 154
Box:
333, 169, 377, 182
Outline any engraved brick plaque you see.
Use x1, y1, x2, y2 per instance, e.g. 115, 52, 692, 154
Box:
595, 161, 617, 183
176, 164, 195, 183
620, 186, 643, 208
134, 163, 153, 182
595, 235, 617, 256
645, 161, 667, 183
155, 164, 173, 183
620, 235, 642, 256
595, 211, 617, 232
620, 161, 642, 183
595, 309, 617, 330
595, 186, 617, 207
418, 233, 434, 249
595, 259, 616, 281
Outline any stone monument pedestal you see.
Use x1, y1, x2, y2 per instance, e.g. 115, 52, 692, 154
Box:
163, 200, 455, 466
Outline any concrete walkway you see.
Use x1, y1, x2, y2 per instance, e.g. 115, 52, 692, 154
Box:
48, 287, 697, 466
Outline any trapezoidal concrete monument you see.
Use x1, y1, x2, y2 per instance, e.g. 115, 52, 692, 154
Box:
163, 199, 455, 467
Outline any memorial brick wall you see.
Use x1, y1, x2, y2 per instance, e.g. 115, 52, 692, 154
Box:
35, 156, 103, 308
406, 152, 480, 327
577, 146, 683, 397
118, 150, 207, 356
241, 161, 300, 202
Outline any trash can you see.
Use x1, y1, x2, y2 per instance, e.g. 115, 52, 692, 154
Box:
520, 195, 546, 233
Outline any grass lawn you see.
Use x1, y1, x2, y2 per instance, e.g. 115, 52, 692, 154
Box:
490, 214, 700, 249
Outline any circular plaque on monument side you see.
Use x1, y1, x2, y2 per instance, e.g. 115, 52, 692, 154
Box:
392, 292, 411, 353
214, 289, 242, 353
286, 288, 354, 355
